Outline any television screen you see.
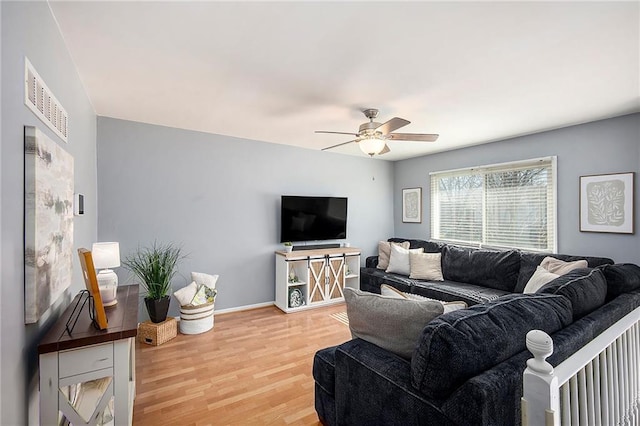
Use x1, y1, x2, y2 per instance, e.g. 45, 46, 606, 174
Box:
280, 196, 347, 243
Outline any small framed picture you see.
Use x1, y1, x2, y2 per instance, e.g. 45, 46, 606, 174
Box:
580, 172, 634, 234
77, 248, 109, 329
402, 187, 422, 223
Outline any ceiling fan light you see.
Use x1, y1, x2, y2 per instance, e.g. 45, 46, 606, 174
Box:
359, 136, 386, 156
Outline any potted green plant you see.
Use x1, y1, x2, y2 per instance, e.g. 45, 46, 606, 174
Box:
123, 242, 184, 323
283, 242, 293, 253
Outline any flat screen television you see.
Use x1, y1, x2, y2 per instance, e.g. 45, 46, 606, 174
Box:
280, 196, 347, 243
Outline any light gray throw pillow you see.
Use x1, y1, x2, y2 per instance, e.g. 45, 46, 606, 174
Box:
386, 245, 424, 275
409, 252, 444, 281
344, 287, 444, 359
523, 266, 560, 294
377, 240, 410, 270
540, 256, 588, 275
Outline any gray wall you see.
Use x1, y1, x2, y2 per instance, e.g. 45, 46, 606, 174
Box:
1, 4, 637, 423
394, 113, 640, 263
1, 2, 97, 423
97, 117, 394, 317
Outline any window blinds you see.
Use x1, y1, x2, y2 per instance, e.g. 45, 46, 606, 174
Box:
430, 157, 557, 252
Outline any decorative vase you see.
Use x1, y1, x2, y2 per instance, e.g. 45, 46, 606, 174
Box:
145, 296, 170, 323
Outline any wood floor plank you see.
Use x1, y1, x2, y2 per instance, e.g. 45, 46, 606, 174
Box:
133, 303, 350, 425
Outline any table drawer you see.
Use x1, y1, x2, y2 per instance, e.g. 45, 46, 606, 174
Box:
59, 343, 113, 378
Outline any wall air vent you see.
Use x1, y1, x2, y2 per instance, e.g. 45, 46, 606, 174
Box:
24, 57, 69, 143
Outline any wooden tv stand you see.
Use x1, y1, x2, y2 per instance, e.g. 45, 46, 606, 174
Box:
275, 247, 360, 313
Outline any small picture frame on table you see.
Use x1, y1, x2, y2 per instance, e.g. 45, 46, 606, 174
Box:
580, 172, 634, 234
77, 248, 109, 329
402, 187, 422, 223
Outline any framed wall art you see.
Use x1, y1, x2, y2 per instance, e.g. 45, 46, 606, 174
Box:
24, 126, 74, 324
402, 187, 422, 223
580, 172, 634, 234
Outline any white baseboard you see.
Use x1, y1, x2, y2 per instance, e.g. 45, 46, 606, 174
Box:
175, 301, 275, 321
213, 301, 275, 315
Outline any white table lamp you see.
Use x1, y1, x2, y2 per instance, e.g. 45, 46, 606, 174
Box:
92, 242, 120, 306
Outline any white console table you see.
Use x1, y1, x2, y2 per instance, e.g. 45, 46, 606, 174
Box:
275, 247, 360, 313
39, 285, 139, 425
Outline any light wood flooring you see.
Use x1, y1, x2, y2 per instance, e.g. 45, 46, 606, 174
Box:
133, 303, 350, 425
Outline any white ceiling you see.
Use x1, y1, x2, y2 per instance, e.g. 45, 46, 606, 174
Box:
49, 1, 639, 161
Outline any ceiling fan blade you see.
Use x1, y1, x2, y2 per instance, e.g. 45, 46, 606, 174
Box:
375, 117, 410, 135
321, 139, 358, 151
315, 131, 360, 136
387, 133, 439, 142
379, 144, 391, 155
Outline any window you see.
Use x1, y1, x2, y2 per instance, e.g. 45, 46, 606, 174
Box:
430, 157, 557, 252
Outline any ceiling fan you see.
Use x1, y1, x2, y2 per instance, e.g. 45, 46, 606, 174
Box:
316, 108, 438, 156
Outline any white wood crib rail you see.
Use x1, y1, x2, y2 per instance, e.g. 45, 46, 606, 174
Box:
522, 306, 640, 426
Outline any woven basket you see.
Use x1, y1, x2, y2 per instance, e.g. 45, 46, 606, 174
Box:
179, 302, 214, 334
138, 317, 177, 346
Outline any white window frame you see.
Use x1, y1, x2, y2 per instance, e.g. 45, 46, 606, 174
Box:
430, 156, 557, 252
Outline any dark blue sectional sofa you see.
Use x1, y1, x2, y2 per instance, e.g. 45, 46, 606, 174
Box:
313, 238, 640, 426
360, 238, 614, 305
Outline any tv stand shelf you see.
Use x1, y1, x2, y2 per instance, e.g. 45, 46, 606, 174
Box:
275, 247, 360, 313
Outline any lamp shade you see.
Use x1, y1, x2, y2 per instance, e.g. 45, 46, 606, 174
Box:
359, 136, 386, 156
92, 242, 120, 269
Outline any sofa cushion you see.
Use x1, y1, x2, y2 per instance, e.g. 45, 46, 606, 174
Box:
523, 266, 560, 294
359, 268, 414, 294
386, 245, 424, 275
344, 287, 444, 359
537, 268, 608, 319
516, 252, 614, 293
389, 238, 442, 253
599, 263, 640, 300
381, 284, 468, 313
441, 245, 520, 292
411, 280, 509, 306
409, 252, 444, 281
365, 256, 379, 268
377, 240, 410, 270
333, 339, 454, 426
411, 293, 573, 398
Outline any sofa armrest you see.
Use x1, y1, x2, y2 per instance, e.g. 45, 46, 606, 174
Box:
334, 339, 454, 425
365, 256, 379, 268
442, 350, 530, 426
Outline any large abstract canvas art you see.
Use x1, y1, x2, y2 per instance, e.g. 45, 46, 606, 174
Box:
24, 126, 74, 324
